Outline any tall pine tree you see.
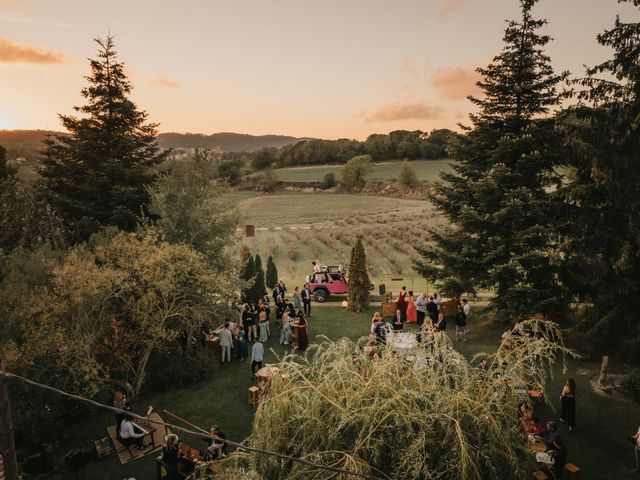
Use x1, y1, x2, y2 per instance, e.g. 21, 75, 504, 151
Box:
252, 254, 267, 300
265, 254, 278, 290
0, 145, 11, 180
559, 0, 640, 358
240, 255, 255, 302
347, 237, 370, 312
415, 0, 568, 321
40, 36, 167, 242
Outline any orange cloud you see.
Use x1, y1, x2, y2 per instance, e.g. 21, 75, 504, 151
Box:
0, 36, 67, 64
438, 0, 464, 17
151, 76, 181, 89
431, 67, 481, 100
366, 102, 443, 122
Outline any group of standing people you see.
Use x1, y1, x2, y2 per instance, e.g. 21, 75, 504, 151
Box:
216, 280, 310, 376
391, 287, 470, 341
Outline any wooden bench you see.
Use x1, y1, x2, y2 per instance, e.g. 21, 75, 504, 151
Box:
564, 463, 580, 477
532, 471, 549, 480
248, 386, 260, 407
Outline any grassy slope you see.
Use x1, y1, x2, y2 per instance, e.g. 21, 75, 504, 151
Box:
70, 307, 640, 480
263, 158, 454, 183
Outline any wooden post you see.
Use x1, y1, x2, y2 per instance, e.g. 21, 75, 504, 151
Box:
0, 375, 18, 480
598, 355, 609, 388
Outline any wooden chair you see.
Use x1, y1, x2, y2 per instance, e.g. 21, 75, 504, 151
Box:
564, 463, 580, 478
248, 386, 260, 407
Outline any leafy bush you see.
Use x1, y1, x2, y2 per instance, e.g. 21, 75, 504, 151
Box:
341, 155, 373, 191
398, 159, 419, 189
147, 347, 216, 392
321, 172, 337, 189
217, 158, 244, 185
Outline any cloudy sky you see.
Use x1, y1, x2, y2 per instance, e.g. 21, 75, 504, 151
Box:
0, 0, 637, 139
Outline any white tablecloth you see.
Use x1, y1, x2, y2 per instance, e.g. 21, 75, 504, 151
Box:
388, 332, 418, 359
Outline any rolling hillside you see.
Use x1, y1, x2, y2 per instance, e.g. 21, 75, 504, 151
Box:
0, 130, 305, 162
0, 130, 307, 180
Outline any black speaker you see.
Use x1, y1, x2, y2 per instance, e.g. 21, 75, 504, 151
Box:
378, 284, 386, 295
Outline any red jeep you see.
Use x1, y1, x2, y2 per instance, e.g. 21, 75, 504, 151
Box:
305, 266, 348, 302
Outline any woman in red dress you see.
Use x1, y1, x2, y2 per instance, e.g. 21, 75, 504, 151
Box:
296, 315, 309, 351
396, 286, 408, 321
405, 290, 417, 323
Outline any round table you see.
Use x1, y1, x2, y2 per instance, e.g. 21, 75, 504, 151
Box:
387, 332, 418, 359
256, 365, 280, 382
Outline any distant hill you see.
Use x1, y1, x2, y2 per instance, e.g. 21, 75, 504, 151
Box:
157, 132, 305, 152
0, 130, 306, 164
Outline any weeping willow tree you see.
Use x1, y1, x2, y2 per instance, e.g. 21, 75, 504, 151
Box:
194, 320, 571, 480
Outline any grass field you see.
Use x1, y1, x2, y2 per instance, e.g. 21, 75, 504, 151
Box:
261, 158, 453, 183
233, 192, 445, 294
63, 307, 640, 480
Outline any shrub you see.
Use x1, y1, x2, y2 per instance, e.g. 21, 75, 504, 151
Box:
321, 172, 337, 189
287, 247, 299, 261
341, 155, 373, 191
147, 347, 215, 391
398, 159, 419, 189
217, 158, 244, 185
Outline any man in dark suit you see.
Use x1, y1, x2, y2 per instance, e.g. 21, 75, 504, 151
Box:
301, 283, 312, 317
426, 296, 438, 325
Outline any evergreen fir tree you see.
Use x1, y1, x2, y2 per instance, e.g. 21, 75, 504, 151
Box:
252, 254, 267, 300
347, 237, 370, 312
39, 36, 167, 242
265, 254, 278, 290
559, 0, 640, 357
240, 255, 255, 301
415, 0, 568, 321
0, 145, 12, 180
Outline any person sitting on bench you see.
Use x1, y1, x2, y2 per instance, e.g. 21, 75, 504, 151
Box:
538, 437, 567, 479
202, 424, 227, 460
119, 413, 145, 450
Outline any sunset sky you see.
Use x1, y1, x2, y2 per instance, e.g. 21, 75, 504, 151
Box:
0, 0, 637, 139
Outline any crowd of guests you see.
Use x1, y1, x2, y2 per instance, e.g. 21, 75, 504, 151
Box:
386, 287, 471, 341
215, 279, 310, 376
515, 378, 577, 478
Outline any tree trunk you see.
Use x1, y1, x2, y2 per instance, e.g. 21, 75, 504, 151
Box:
132, 347, 154, 397
598, 355, 609, 388
0, 376, 19, 480
185, 326, 193, 352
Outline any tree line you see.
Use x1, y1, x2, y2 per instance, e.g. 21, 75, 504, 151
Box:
244, 128, 459, 170
0, 36, 240, 476
416, 0, 640, 363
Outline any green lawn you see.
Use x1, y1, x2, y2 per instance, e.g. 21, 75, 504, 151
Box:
58, 306, 640, 480
262, 158, 453, 183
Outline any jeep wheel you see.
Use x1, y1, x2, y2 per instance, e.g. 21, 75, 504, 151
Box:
314, 289, 328, 303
